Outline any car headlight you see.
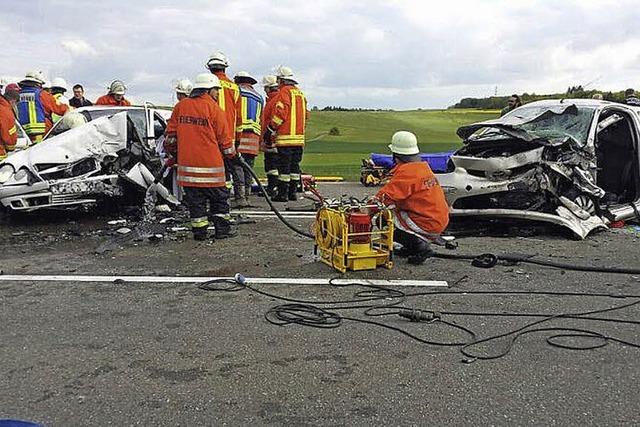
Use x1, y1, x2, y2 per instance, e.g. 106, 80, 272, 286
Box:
14, 168, 28, 181
0, 164, 14, 184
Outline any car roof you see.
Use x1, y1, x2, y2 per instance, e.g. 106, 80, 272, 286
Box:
73, 105, 172, 113
521, 98, 640, 110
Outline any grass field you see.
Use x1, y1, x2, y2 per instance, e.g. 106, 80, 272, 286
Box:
255, 109, 500, 180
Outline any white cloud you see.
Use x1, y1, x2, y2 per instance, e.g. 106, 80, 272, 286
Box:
61, 39, 98, 57
1, 0, 640, 108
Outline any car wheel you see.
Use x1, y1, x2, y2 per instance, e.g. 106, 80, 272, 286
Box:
573, 194, 597, 215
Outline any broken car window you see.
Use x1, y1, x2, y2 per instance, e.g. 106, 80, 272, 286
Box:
460, 105, 596, 146
515, 106, 595, 145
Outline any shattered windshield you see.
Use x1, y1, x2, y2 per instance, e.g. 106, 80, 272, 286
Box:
507, 105, 595, 144
465, 104, 596, 145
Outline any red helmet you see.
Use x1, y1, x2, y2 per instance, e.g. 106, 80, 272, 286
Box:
4, 83, 19, 93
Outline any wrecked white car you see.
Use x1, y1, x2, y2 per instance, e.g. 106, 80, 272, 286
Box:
0, 106, 172, 212
438, 99, 640, 239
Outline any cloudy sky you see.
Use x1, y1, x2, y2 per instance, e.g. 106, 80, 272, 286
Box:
2, 0, 640, 109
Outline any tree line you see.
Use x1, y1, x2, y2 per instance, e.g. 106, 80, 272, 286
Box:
450, 87, 630, 109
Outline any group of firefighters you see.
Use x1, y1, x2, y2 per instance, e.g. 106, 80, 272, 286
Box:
164, 51, 309, 241
0, 51, 449, 265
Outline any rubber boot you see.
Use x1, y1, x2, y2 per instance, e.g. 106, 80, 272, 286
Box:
192, 226, 209, 241
231, 185, 249, 209
212, 216, 237, 239
407, 240, 433, 265
271, 181, 289, 202
263, 175, 277, 198
244, 184, 254, 207
288, 180, 298, 201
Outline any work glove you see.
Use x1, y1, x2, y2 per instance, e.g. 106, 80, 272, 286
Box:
263, 126, 276, 144
263, 144, 278, 153
163, 135, 177, 156
164, 157, 176, 168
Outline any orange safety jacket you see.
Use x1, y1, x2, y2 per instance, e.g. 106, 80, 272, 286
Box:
260, 89, 279, 152
376, 161, 450, 236
213, 71, 241, 144
0, 96, 17, 160
270, 84, 308, 147
166, 93, 235, 188
95, 94, 132, 107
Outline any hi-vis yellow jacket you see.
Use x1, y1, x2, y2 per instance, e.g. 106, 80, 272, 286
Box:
269, 84, 308, 147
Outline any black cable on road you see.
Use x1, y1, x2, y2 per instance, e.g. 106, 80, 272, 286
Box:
430, 251, 640, 275
197, 276, 640, 362
239, 157, 314, 239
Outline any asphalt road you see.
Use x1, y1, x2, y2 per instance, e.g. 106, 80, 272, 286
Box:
1, 183, 640, 426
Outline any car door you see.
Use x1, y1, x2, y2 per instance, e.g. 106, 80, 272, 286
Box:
593, 105, 640, 222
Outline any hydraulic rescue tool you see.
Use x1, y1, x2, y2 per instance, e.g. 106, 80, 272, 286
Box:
314, 197, 394, 273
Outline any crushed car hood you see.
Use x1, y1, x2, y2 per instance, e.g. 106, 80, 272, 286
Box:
3, 112, 128, 171
457, 104, 579, 142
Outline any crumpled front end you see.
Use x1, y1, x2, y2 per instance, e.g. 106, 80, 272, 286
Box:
440, 105, 609, 238
0, 112, 164, 212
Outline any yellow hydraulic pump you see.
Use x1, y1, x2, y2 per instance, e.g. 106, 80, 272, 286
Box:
314, 199, 394, 273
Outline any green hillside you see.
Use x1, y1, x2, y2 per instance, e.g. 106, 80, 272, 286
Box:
256, 109, 500, 180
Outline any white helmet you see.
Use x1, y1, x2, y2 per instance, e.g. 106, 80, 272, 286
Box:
193, 73, 221, 90
234, 71, 257, 85
51, 77, 68, 92
206, 51, 229, 69
22, 70, 46, 85
109, 80, 127, 95
262, 75, 278, 89
175, 78, 193, 95
276, 65, 297, 84
61, 111, 87, 129
389, 131, 419, 155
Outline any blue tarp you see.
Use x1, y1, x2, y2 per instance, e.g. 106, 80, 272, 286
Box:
370, 151, 454, 173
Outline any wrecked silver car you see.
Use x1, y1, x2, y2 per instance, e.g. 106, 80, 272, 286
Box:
438, 99, 640, 239
0, 106, 172, 212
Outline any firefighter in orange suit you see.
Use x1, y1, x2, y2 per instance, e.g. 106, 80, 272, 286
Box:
0, 90, 17, 160
95, 80, 132, 106
265, 66, 308, 202
205, 51, 241, 194
165, 73, 237, 241
375, 131, 450, 265
260, 75, 280, 197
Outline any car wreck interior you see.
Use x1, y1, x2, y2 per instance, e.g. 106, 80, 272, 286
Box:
595, 108, 639, 206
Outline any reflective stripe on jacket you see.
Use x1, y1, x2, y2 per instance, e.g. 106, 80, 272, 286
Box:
237, 132, 260, 156
0, 96, 17, 159
376, 162, 450, 236
214, 71, 240, 144
166, 93, 235, 188
270, 84, 308, 147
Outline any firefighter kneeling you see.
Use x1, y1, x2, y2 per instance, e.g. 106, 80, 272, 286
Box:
374, 131, 450, 265
166, 73, 238, 241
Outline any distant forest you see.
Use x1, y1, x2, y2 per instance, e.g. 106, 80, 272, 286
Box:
450, 86, 631, 109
